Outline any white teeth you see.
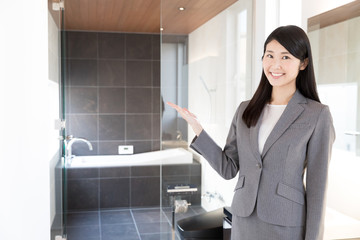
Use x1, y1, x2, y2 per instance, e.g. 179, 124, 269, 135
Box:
271, 73, 283, 77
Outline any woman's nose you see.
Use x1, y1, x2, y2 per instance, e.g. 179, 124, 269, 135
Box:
272, 59, 281, 69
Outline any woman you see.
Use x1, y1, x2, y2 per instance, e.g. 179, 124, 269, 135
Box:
168, 25, 335, 240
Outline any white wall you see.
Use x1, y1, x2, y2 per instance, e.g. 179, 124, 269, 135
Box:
252, 0, 267, 91
0, 1, 59, 240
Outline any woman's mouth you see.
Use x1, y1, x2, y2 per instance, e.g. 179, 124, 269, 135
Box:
271, 72, 284, 78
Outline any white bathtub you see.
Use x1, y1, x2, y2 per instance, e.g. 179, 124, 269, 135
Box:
68, 148, 193, 168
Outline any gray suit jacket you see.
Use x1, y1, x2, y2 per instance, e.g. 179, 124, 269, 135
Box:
190, 90, 335, 240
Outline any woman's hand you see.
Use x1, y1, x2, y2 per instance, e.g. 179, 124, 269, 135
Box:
166, 102, 203, 136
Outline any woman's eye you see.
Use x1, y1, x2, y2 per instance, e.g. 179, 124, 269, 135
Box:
266, 54, 273, 58
282, 56, 290, 60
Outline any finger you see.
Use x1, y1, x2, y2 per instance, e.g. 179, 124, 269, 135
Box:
166, 101, 175, 107
183, 108, 197, 119
167, 103, 196, 120
183, 108, 190, 114
166, 101, 176, 108
166, 102, 182, 111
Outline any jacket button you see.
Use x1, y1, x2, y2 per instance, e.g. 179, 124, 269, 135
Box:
256, 163, 262, 169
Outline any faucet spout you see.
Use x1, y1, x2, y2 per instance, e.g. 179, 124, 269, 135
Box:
65, 137, 93, 158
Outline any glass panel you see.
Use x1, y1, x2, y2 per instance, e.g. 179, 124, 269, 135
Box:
161, 0, 253, 239
49, 0, 67, 238
60, 2, 67, 238
59, 1, 254, 239
308, 2, 360, 238
161, 35, 189, 148
310, 17, 360, 157
308, 1, 360, 159
61, 1, 164, 240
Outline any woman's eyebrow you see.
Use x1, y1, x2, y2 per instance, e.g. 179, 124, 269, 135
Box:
265, 50, 290, 54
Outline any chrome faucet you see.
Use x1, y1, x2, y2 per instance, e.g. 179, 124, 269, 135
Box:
64, 136, 93, 159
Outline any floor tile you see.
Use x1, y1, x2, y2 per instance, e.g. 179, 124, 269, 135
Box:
66, 212, 99, 227
65, 206, 207, 240
66, 225, 100, 240
136, 222, 172, 234
140, 232, 181, 240
101, 223, 140, 240
132, 208, 168, 224
101, 210, 134, 225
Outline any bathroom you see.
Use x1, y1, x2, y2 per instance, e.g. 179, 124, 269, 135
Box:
1, 0, 360, 240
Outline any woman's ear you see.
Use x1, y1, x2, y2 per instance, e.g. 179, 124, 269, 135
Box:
300, 58, 309, 70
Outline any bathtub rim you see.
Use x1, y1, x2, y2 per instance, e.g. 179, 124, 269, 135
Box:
67, 147, 194, 168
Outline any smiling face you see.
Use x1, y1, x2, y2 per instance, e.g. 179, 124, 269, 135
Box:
263, 40, 308, 93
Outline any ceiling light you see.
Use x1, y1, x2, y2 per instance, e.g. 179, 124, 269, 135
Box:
179, 7, 185, 11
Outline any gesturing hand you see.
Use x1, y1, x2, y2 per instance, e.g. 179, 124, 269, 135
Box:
167, 102, 203, 136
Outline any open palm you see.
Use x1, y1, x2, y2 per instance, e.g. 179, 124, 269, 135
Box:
167, 102, 203, 136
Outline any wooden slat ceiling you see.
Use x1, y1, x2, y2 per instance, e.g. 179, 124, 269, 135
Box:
63, 0, 238, 34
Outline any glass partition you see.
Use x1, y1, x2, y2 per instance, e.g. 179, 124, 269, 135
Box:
60, 1, 165, 240
48, 0, 67, 238
60, 6, 67, 238
161, 0, 253, 148
59, 0, 253, 239
160, 0, 253, 239
308, 1, 360, 238
308, 2, 360, 157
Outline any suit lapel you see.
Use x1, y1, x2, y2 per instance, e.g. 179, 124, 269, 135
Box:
261, 90, 307, 158
250, 111, 263, 163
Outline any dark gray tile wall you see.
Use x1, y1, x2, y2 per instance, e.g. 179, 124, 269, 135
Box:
66, 162, 201, 211
64, 31, 161, 155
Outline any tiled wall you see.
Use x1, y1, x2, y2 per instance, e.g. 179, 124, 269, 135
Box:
66, 163, 201, 211
64, 31, 161, 155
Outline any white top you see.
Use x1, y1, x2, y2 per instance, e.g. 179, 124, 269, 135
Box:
258, 104, 287, 154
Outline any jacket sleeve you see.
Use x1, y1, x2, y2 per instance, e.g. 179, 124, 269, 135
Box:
305, 106, 335, 239
190, 104, 242, 180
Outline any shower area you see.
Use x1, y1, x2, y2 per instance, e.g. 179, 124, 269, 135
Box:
52, 0, 253, 239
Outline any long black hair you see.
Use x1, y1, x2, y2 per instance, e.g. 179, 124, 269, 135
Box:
242, 25, 320, 128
